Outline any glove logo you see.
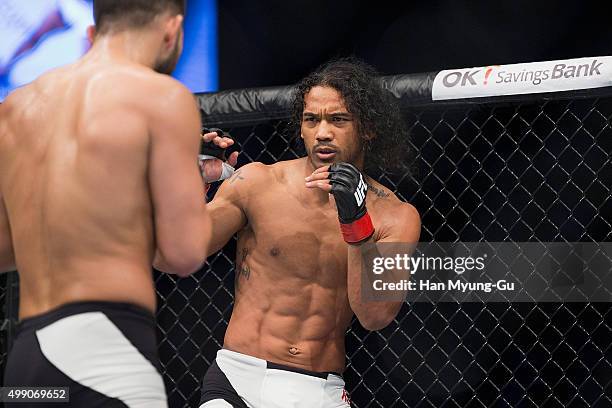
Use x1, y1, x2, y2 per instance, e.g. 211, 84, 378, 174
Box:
354, 174, 367, 206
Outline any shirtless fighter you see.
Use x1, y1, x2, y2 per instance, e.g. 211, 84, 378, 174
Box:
0, 0, 210, 406
198, 58, 421, 407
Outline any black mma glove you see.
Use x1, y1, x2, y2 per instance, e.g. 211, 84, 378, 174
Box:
328, 163, 374, 244
200, 127, 227, 160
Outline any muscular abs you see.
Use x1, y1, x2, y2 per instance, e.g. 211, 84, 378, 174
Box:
222, 166, 355, 373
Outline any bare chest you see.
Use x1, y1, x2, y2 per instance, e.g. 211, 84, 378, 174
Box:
240, 187, 349, 282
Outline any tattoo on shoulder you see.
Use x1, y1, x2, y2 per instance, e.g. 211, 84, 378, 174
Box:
367, 183, 390, 198
229, 169, 245, 184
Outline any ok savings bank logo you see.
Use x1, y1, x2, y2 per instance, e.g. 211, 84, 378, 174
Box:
440, 66, 499, 87
440, 59, 604, 89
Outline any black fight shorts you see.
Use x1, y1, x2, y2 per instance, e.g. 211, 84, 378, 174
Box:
4, 301, 167, 408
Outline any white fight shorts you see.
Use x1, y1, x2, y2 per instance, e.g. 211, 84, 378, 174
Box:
199, 349, 351, 408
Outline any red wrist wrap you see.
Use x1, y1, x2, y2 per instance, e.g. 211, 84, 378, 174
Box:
340, 212, 374, 244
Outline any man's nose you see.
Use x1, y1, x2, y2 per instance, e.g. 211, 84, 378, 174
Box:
315, 120, 334, 142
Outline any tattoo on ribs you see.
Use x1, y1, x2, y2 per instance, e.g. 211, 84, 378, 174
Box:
236, 248, 251, 283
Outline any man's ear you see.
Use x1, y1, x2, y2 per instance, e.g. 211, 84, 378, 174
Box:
86, 25, 96, 45
163, 14, 184, 48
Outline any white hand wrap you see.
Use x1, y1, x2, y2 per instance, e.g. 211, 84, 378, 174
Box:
198, 154, 235, 182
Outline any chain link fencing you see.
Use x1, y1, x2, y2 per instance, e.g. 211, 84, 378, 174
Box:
1, 89, 611, 407
154, 93, 611, 407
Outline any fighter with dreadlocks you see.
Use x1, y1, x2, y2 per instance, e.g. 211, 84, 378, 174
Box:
198, 57, 421, 408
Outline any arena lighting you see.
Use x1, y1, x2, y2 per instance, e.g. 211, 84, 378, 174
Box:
0, 0, 218, 101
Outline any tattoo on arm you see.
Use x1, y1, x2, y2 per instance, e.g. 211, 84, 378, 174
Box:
229, 169, 245, 184
367, 183, 390, 198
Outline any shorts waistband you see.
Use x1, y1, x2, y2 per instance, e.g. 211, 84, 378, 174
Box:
219, 349, 343, 380
16, 301, 155, 333
266, 361, 342, 380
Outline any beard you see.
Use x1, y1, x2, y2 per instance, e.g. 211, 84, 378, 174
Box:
153, 31, 182, 75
